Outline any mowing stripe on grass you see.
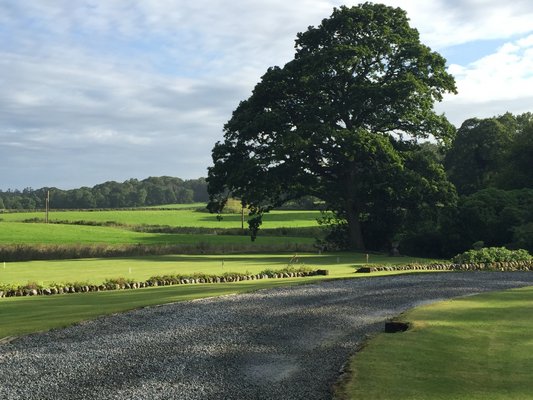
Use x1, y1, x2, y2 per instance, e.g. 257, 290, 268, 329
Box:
340, 286, 533, 400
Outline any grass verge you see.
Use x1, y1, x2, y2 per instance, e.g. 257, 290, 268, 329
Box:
338, 286, 533, 400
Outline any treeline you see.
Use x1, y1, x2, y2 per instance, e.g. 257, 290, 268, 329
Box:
0, 176, 208, 210
398, 112, 533, 257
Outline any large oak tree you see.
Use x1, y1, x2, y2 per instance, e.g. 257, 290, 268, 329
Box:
207, 3, 457, 250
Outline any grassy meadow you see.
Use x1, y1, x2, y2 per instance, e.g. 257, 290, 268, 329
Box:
0, 208, 323, 260
0, 208, 323, 229
0, 221, 314, 247
340, 286, 533, 400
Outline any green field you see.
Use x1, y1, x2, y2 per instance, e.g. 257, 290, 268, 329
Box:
0, 221, 313, 247
0, 209, 322, 229
340, 287, 533, 399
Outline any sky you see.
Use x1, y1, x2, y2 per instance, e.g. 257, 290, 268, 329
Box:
1, 1, 533, 190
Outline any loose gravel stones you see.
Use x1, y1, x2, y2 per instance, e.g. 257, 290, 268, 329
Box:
2, 272, 533, 400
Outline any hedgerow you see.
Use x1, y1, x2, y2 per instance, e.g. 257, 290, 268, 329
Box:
452, 247, 532, 264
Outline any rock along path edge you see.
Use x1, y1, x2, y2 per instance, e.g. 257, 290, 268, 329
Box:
2, 272, 533, 400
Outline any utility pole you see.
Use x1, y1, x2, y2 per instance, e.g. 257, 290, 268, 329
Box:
45, 190, 50, 224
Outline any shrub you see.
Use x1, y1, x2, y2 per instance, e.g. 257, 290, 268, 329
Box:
453, 247, 532, 264
103, 277, 135, 287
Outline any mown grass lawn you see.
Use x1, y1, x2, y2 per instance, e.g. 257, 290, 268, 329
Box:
340, 286, 533, 400
0, 252, 427, 286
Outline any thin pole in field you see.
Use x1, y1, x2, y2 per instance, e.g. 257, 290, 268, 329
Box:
241, 205, 245, 231
45, 190, 50, 224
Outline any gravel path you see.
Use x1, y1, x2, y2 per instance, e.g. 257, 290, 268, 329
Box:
2, 272, 533, 400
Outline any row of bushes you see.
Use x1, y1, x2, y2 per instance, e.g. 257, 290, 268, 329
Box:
356, 260, 533, 273
0, 242, 316, 262
0, 266, 329, 298
452, 247, 532, 264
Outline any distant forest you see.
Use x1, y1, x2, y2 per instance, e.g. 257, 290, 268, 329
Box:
0, 177, 208, 210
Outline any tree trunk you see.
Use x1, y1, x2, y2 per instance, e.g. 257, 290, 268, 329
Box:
345, 206, 365, 250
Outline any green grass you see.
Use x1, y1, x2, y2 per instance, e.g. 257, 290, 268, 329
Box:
143, 202, 206, 209
0, 252, 434, 339
0, 209, 322, 228
0, 221, 313, 246
0, 252, 426, 286
341, 287, 533, 400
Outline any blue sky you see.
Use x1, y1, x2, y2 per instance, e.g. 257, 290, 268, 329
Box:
1, 0, 533, 190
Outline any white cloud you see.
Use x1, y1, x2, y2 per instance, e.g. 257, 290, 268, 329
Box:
436, 34, 533, 124
377, 0, 533, 48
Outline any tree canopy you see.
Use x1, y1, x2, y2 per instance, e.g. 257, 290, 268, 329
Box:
207, 3, 457, 250
445, 112, 533, 195
0, 177, 208, 210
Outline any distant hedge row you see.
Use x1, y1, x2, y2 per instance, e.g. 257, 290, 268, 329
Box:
0, 242, 316, 262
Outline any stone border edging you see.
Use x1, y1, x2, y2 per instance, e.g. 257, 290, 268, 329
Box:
0, 269, 330, 298
356, 260, 533, 273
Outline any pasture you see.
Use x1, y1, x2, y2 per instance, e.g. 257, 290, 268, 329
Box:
0, 221, 314, 247
0, 208, 322, 260
0, 209, 323, 229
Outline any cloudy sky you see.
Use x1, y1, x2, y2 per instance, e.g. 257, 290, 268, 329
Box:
1, 1, 533, 190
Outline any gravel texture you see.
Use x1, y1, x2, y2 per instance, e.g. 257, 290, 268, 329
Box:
2, 272, 533, 400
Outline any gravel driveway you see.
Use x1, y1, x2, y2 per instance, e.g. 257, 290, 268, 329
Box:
2, 272, 533, 400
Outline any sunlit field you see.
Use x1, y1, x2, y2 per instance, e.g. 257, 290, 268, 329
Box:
0, 209, 323, 229
0, 221, 313, 246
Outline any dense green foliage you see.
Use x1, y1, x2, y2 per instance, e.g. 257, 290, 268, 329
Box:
207, 3, 457, 251
0, 209, 321, 228
400, 113, 533, 257
0, 176, 208, 210
341, 287, 533, 399
452, 247, 532, 264
445, 112, 533, 195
